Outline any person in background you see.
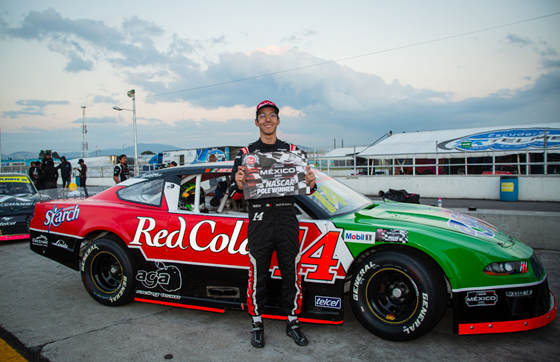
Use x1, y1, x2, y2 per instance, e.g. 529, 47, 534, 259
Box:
113, 154, 130, 184
42, 156, 58, 189
28, 162, 39, 188
167, 161, 177, 167
35, 161, 44, 190
78, 159, 89, 197
208, 153, 228, 206
56, 156, 72, 188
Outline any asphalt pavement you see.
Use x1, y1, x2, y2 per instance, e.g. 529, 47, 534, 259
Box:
0, 239, 558, 362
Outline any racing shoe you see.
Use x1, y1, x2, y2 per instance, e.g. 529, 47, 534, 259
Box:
286, 319, 308, 346
251, 322, 265, 348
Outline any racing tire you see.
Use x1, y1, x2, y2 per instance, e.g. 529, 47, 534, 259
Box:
350, 247, 447, 341
81, 238, 135, 306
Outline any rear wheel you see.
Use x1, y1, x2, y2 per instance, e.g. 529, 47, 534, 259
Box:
81, 238, 135, 306
350, 247, 447, 341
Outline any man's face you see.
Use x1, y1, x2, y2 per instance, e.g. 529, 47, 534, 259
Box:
120, 156, 127, 164
255, 107, 280, 136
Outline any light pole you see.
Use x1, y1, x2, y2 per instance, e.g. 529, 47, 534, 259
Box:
113, 89, 138, 176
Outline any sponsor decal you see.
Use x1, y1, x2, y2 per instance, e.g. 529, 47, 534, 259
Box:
141, 172, 163, 179
2, 217, 13, 221
386, 314, 396, 321
0, 176, 30, 183
204, 168, 232, 173
136, 262, 182, 292
344, 231, 375, 243
445, 211, 496, 239
136, 289, 181, 299
314, 296, 341, 309
44, 205, 80, 229
0, 202, 35, 207
53, 239, 71, 250
375, 229, 408, 243
130, 217, 249, 255
403, 293, 428, 334
31, 235, 48, 247
0, 221, 17, 226
465, 290, 498, 307
438, 128, 560, 152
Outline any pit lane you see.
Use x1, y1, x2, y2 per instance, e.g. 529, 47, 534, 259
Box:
0, 240, 558, 362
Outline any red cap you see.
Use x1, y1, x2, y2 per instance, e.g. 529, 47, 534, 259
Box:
256, 100, 279, 116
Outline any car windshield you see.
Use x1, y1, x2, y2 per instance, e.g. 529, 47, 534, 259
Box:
305, 169, 372, 217
0, 176, 36, 196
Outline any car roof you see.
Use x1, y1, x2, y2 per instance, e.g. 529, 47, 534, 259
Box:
0, 173, 32, 179
136, 161, 234, 181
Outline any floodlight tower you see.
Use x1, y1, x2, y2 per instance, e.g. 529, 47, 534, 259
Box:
81, 106, 89, 158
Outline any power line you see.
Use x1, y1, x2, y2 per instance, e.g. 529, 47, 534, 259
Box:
58, 10, 560, 125
142, 11, 560, 100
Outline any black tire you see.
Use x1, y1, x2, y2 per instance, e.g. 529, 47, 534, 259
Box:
81, 238, 135, 306
350, 247, 447, 341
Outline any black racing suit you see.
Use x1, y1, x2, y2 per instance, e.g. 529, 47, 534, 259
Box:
229, 138, 309, 317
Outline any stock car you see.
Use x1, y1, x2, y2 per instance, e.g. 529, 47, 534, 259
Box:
0, 173, 43, 241
29, 163, 556, 341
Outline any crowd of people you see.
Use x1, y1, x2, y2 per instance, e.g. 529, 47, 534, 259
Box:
28, 152, 87, 195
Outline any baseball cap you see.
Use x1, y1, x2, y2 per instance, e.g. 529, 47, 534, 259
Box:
256, 100, 279, 116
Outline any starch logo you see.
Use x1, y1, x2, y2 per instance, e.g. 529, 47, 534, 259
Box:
44, 205, 80, 228
314, 296, 341, 309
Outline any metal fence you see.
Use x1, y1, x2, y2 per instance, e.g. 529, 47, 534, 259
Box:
310, 152, 560, 176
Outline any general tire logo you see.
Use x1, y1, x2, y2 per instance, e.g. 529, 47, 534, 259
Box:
465, 290, 498, 307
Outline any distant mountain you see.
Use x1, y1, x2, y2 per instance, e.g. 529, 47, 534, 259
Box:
2, 143, 182, 160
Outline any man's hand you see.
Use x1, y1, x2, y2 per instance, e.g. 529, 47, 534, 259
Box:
305, 166, 316, 190
235, 167, 246, 190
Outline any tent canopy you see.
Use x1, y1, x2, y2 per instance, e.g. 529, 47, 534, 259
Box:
357, 123, 560, 159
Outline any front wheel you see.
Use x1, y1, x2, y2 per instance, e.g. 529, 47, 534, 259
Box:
81, 238, 135, 306
350, 247, 447, 341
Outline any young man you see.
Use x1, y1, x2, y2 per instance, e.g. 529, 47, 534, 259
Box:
113, 154, 130, 184
229, 100, 316, 348
56, 156, 72, 188
77, 159, 89, 197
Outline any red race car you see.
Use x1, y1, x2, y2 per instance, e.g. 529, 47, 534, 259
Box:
29, 162, 555, 341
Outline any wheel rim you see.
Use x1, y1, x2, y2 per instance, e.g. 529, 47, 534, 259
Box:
90, 251, 123, 293
365, 268, 419, 324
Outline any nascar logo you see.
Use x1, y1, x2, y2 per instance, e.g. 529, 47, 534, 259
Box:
344, 231, 375, 242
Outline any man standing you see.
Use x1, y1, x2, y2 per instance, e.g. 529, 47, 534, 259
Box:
77, 159, 88, 197
113, 154, 130, 184
229, 100, 316, 348
56, 156, 72, 188
42, 153, 58, 189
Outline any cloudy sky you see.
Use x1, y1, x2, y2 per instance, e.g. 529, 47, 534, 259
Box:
1, 0, 559, 156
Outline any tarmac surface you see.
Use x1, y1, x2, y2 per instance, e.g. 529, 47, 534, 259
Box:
1, 197, 559, 362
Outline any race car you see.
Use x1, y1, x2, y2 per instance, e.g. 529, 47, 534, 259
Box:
29, 163, 556, 341
0, 173, 43, 241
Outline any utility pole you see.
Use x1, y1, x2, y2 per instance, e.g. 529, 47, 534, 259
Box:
81, 106, 89, 158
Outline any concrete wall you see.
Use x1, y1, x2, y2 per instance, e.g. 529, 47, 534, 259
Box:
84, 174, 560, 200
335, 175, 560, 201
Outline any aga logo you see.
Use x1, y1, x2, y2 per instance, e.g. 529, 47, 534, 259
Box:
136, 262, 182, 292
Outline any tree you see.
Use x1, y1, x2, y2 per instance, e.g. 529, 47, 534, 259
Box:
39, 150, 45, 159
52, 151, 60, 159
141, 150, 155, 155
